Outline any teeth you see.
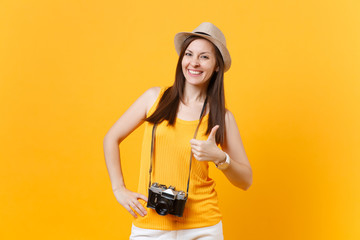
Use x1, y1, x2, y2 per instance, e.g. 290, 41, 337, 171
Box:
189, 70, 202, 75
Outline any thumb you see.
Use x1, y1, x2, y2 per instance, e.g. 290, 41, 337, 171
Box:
207, 125, 219, 142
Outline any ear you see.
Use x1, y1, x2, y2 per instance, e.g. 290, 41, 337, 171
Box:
215, 66, 219, 72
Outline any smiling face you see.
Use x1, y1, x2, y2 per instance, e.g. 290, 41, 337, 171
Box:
181, 38, 219, 87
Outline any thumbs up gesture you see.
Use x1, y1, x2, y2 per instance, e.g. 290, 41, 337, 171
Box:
190, 125, 226, 164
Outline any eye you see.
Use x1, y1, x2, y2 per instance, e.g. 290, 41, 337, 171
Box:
185, 52, 192, 56
201, 55, 209, 59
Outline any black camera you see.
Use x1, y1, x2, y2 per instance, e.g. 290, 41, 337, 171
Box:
147, 182, 187, 217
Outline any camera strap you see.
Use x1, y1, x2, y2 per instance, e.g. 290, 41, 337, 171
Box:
149, 97, 208, 196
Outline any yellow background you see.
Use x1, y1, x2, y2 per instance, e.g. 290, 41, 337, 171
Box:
1, 0, 359, 239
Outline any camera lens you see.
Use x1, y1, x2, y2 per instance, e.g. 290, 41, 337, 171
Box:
155, 199, 170, 216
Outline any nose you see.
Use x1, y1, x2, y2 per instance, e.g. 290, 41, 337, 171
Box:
190, 57, 200, 67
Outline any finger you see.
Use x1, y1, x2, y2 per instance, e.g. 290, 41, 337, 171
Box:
190, 139, 201, 145
190, 145, 200, 152
130, 201, 145, 217
191, 146, 201, 155
125, 204, 138, 218
207, 125, 219, 142
137, 193, 148, 203
193, 153, 203, 161
134, 201, 147, 216
135, 194, 148, 215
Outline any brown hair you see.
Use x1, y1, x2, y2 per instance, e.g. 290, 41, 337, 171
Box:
146, 36, 226, 145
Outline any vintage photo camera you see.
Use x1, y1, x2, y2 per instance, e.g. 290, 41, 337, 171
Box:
147, 182, 187, 217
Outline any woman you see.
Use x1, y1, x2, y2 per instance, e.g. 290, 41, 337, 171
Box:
103, 22, 252, 239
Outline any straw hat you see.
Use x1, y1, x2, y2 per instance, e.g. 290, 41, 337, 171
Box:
174, 22, 231, 72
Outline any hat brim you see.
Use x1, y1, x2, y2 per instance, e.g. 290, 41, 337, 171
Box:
174, 32, 231, 72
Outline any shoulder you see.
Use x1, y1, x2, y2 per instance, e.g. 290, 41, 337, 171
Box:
144, 86, 161, 100
143, 86, 162, 115
225, 109, 236, 124
224, 109, 239, 133
223, 109, 244, 150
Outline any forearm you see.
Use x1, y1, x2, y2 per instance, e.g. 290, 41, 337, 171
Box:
103, 136, 126, 191
103, 136, 148, 218
220, 158, 253, 190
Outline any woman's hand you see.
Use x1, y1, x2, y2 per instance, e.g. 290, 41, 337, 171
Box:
113, 187, 148, 218
190, 125, 226, 165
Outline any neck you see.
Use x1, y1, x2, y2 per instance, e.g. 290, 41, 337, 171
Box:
182, 83, 208, 104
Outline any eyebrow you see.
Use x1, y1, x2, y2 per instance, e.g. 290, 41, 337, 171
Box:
186, 49, 212, 54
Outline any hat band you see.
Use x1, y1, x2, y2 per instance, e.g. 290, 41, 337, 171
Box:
194, 31, 211, 37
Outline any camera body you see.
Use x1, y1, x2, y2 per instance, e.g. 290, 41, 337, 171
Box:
147, 182, 187, 217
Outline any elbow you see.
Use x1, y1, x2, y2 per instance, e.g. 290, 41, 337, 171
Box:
226, 163, 253, 190
230, 176, 252, 191
239, 179, 252, 191
238, 168, 253, 191
103, 134, 112, 146
103, 133, 122, 146
244, 168, 253, 190
242, 178, 253, 191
